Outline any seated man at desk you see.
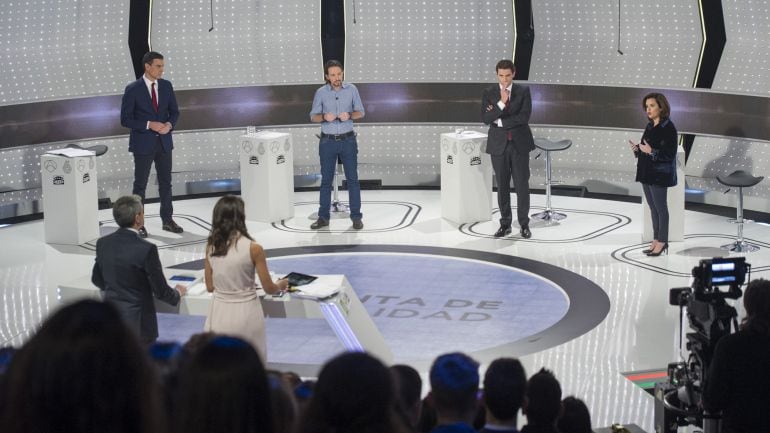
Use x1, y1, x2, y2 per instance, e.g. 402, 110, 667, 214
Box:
91, 195, 187, 344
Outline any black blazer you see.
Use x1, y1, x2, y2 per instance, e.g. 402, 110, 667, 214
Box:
634, 118, 678, 187
120, 78, 180, 155
481, 83, 535, 155
91, 228, 181, 342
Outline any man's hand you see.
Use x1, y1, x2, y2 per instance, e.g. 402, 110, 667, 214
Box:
338, 111, 351, 122
149, 121, 166, 132
500, 88, 510, 104
158, 122, 172, 135
175, 284, 187, 297
323, 112, 337, 122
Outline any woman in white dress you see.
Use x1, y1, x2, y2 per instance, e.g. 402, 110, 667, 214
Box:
203, 195, 288, 361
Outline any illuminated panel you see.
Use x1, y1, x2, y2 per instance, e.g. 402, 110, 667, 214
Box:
344, 0, 513, 82
530, 1, 701, 87
151, 0, 323, 87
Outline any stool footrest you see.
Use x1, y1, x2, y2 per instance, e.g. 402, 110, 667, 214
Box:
720, 241, 760, 253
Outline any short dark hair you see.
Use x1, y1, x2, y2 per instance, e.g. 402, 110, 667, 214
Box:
429, 352, 479, 418
495, 59, 516, 74
112, 195, 142, 228
525, 368, 562, 425
642, 92, 671, 119
483, 358, 527, 421
324, 59, 343, 75
142, 51, 164, 66
557, 396, 592, 433
742, 278, 770, 335
391, 364, 423, 427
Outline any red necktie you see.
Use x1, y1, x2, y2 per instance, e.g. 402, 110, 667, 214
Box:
505, 88, 513, 141
151, 82, 159, 113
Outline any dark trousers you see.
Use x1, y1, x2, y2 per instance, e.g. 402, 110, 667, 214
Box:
132, 143, 173, 223
642, 183, 669, 242
491, 141, 530, 227
318, 135, 362, 221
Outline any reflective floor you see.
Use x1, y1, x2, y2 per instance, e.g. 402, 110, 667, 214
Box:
2, 190, 768, 432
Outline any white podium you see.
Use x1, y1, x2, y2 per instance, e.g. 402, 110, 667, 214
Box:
41, 152, 99, 245
440, 132, 493, 224
643, 146, 685, 242
239, 131, 294, 223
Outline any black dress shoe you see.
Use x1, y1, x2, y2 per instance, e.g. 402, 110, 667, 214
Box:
162, 220, 184, 234
520, 226, 532, 239
494, 225, 512, 238
138, 226, 148, 238
352, 219, 364, 230
310, 218, 329, 229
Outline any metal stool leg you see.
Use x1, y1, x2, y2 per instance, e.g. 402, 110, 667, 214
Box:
721, 186, 759, 252
531, 149, 567, 223
331, 156, 349, 215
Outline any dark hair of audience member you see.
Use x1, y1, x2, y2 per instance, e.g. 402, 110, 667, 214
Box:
417, 395, 438, 433
428, 352, 480, 423
207, 195, 254, 257
483, 358, 527, 424
0, 300, 165, 433
556, 396, 592, 433
148, 341, 184, 413
298, 352, 410, 433
391, 364, 423, 430
267, 371, 299, 433
172, 335, 273, 433
741, 278, 770, 335
524, 368, 562, 427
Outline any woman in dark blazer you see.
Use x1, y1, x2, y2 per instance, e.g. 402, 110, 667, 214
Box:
628, 92, 678, 256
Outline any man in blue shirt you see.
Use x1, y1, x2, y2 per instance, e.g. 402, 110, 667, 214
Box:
309, 60, 365, 230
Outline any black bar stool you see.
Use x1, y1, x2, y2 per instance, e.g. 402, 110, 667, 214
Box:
331, 155, 349, 215
531, 137, 572, 223
717, 170, 764, 253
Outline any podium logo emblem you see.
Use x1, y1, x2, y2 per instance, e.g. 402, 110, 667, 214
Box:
276, 155, 286, 164
53, 175, 64, 185
82, 173, 90, 183
452, 142, 458, 155
446, 155, 454, 164
242, 141, 253, 153
284, 140, 291, 152
470, 156, 481, 166
441, 138, 449, 152
77, 160, 86, 172
270, 141, 280, 154
63, 161, 72, 174
462, 143, 475, 154
258, 142, 266, 155
44, 160, 57, 172
249, 156, 259, 165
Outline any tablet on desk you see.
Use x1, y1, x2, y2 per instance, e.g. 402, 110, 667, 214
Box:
283, 272, 317, 287
169, 275, 197, 283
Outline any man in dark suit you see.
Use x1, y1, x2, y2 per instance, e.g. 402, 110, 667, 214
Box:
91, 195, 187, 344
121, 51, 183, 238
482, 60, 535, 239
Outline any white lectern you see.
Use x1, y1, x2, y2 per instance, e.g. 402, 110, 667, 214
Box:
239, 131, 294, 223
440, 131, 493, 224
643, 146, 685, 242
41, 152, 99, 245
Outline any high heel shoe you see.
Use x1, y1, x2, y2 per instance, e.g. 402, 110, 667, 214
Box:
642, 244, 654, 254
646, 242, 669, 257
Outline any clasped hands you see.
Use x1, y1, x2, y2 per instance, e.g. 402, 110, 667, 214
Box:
149, 121, 173, 134
628, 139, 653, 155
323, 112, 351, 122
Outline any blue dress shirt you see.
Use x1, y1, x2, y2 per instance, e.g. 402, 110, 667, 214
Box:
309, 82, 365, 135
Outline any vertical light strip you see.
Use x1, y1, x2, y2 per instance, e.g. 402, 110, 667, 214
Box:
147, 0, 154, 51
692, 0, 706, 87
343, 0, 348, 68
511, 0, 517, 61
319, 0, 324, 79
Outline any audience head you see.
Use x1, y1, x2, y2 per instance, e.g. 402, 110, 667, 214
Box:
267, 371, 299, 433
112, 194, 144, 229
482, 357, 527, 424
557, 396, 592, 433
173, 335, 272, 433
390, 364, 423, 429
524, 368, 562, 426
0, 347, 15, 375
0, 300, 164, 433
299, 351, 407, 433
207, 195, 253, 256
741, 278, 770, 335
429, 352, 480, 423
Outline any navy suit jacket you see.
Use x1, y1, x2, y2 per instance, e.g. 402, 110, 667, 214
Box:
91, 228, 181, 342
481, 83, 535, 156
120, 77, 179, 155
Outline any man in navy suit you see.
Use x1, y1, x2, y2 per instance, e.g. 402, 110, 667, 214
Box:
121, 51, 183, 237
482, 60, 535, 239
92, 195, 187, 344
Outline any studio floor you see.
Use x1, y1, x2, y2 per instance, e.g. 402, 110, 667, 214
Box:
2, 189, 768, 432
